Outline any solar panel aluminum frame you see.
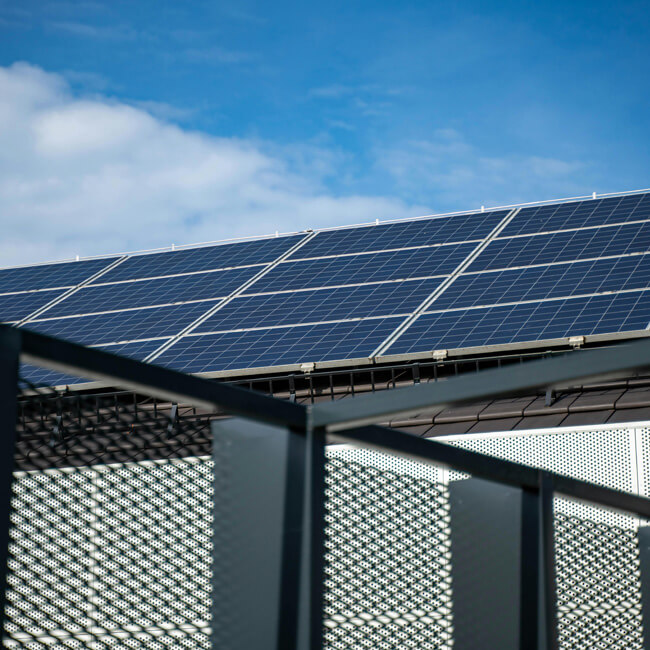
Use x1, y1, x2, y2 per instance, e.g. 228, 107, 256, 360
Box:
5, 191, 650, 385
28, 328, 650, 390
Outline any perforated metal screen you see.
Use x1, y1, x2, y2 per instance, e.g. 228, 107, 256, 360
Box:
6, 375, 216, 649
442, 425, 649, 649
554, 497, 645, 650
323, 449, 451, 649
6, 373, 650, 650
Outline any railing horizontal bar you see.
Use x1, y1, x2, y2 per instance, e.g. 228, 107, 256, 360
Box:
330, 425, 650, 518
312, 337, 650, 431
13, 326, 306, 430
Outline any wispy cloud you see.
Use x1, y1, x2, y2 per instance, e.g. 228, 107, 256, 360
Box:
326, 119, 356, 131
45, 1, 107, 13
129, 100, 196, 122
376, 129, 586, 208
0, 63, 422, 266
310, 83, 405, 99
48, 20, 138, 40
62, 69, 115, 92
183, 46, 253, 65
310, 84, 356, 98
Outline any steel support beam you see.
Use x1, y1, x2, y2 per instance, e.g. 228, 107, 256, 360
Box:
311, 338, 650, 431
0, 327, 21, 633
448, 478, 521, 650
211, 417, 311, 650
330, 425, 650, 519
637, 525, 650, 650
13, 326, 305, 429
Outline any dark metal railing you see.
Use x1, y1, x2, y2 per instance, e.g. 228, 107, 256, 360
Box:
3, 324, 650, 649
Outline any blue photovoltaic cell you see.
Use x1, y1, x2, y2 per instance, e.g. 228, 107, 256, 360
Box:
0, 257, 118, 294
40, 266, 256, 318
290, 210, 509, 260
24, 300, 218, 346
0, 289, 64, 323
195, 278, 438, 333
100, 338, 169, 360
19, 363, 92, 388
434, 255, 650, 310
502, 193, 650, 237
386, 291, 650, 355
97, 234, 304, 283
157, 317, 403, 373
245, 243, 474, 293
470, 221, 650, 272
19, 338, 168, 387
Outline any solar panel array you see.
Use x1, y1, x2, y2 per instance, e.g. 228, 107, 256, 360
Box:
3, 192, 650, 384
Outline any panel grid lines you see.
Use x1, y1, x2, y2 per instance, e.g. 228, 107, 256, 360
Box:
4, 192, 650, 380
495, 216, 650, 241
386, 290, 650, 356
469, 220, 650, 273
145, 230, 319, 362
285, 238, 483, 263
424, 286, 650, 316
370, 208, 521, 357
187, 312, 411, 336
28, 297, 224, 322
16, 256, 129, 326
461, 250, 650, 277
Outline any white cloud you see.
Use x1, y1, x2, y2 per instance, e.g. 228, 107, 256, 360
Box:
0, 63, 423, 267
375, 129, 587, 208
48, 21, 138, 40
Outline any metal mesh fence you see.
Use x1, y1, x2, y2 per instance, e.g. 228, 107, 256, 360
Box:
323, 448, 649, 650
5, 366, 650, 650
323, 448, 453, 650
553, 497, 645, 650
5, 371, 218, 649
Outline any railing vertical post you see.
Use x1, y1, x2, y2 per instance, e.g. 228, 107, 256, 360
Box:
296, 420, 326, 650
540, 473, 559, 650
520, 472, 559, 650
211, 416, 308, 650
637, 525, 650, 649
309, 426, 327, 650
0, 328, 20, 636
520, 486, 540, 650
448, 478, 521, 650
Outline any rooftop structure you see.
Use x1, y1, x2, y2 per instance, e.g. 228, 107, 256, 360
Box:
2, 189, 650, 387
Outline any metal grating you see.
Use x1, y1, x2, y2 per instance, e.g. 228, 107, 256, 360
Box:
639, 427, 650, 497
444, 427, 635, 526
5, 372, 216, 649
323, 448, 452, 649
554, 497, 645, 650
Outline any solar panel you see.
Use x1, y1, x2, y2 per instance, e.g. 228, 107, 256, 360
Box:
156, 317, 403, 374
38, 267, 256, 319
0, 257, 118, 293
20, 339, 167, 387
6, 192, 650, 382
102, 338, 169, 359
98, 235, 305, 283
246, 243, 474, 294
290, 210, 509, 259
385, 291, 650, 355
195, 279, 441, 333
0, 289, 65, 323
25, 301, 219, 346
19, 364, 91, 388
434, 255, 650, 310
503, 194, 650, 237
470, 221, 650, 272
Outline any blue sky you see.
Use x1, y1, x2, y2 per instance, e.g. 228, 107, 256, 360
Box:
0, 0, 648, 264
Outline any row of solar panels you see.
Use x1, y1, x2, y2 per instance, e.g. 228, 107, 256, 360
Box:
2, 192, 649, 385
